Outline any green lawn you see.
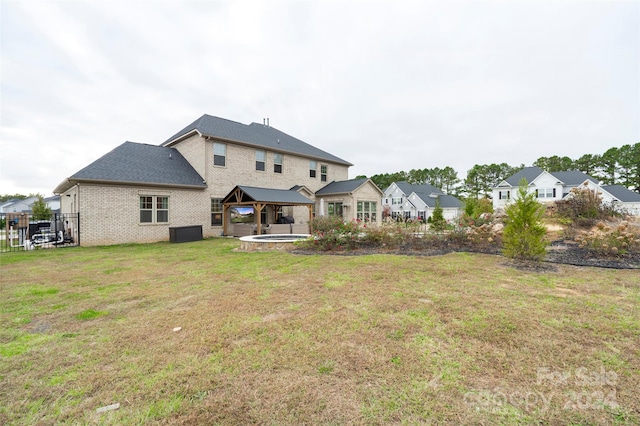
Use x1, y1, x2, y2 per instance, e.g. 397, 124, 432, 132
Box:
1, 238, 638, 424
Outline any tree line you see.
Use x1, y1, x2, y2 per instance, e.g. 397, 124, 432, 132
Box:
358, 143, 639, 198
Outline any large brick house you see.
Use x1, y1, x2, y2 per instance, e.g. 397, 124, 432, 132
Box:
54, 114, 379, 246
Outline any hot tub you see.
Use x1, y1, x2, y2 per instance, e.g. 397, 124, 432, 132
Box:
238, 234, 310, 252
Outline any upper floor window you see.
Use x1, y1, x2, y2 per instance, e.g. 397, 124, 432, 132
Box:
392, 197, 402, 205
211, 198, 223, 226
140, 196, 168, 224
321, 165, 328, 182
309, 160, 317, 178
256, 150, 266, 171
274, 153, 283, 174
499, 190, 510, 200
213, 143, 226, 167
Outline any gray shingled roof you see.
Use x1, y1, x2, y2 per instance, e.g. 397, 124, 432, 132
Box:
501, 167, 599, 187
413, 192, 462, 208
228, 186, 314, 204
503, 167, 544, 186
550, 170, 598, 186
393, 181, 444, 196
54, 142, 206, 193
601, 185, 640, 202
316, 178, 371, 195
163, 114, 353, 166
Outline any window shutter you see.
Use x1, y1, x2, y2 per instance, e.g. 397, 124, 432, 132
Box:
553, 188, 556, 197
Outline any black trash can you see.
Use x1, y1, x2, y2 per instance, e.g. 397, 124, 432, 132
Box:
169, 225, 203, 243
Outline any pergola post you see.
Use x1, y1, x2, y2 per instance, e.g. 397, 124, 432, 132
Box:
254, 203, 265, 235
223, 204, 232, 236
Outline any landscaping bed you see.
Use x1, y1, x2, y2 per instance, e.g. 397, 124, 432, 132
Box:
293, 238, 640, 269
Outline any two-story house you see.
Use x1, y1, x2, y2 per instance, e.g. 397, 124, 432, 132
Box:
54, 114, 380, 246
382, 181, 462, 221
493, 167, 640, 215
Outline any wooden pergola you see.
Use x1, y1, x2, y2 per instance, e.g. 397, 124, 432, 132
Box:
222, 185, 314, 236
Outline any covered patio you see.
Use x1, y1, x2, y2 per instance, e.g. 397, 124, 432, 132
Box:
222, 185, 314, 236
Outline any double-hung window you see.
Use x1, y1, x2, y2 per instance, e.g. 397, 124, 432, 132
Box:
211, 198, 223, 226
213, 143, 226, 167
321, 165, 327, 182
309, 160, 317, 178
256, 150, 266, 171
392, 197, 402, 205
274, 153, 283, 173
140, 196, 169, 223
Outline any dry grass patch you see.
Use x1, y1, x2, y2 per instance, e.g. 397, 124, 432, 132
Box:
0, 239, 638, 424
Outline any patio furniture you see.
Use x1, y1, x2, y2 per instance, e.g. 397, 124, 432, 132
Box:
264, 224, 291, 234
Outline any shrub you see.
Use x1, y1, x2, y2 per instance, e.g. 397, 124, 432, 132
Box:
574, 221, 640, 255
502, 179, 548, 261
555, 187, 617, 227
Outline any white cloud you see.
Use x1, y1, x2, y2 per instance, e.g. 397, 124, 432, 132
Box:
1, 0, 638, 195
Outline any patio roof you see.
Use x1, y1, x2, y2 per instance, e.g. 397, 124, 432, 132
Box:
223, 185, 314, 205
222, 185, 314, 235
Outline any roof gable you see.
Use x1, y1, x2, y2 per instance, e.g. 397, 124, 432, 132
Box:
504, 167, 544, 186
163, 114, 352, 166
54, 142, 206, 193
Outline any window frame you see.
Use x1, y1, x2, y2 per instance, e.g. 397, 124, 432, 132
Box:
211, 198, 223, 226
328, 202, 343, 217
274, 153, 283, 174
140, 195, 169, 224
320, 164, 327, 182
213, 143, 226, 167
357, 201, 377, 222
309, 160, 317, 178
255, 150, 266, 171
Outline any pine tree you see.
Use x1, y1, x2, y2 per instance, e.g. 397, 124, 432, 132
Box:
502, 179, 547, 261
31, 196, 52, 221
430, 199, 446, 232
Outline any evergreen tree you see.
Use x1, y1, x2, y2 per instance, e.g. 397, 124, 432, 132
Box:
430, 199, 446, 231
502, 179, 547, 261
31, 196, 52, 221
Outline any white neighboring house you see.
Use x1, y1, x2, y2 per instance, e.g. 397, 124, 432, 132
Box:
382, 181, 462, 221
493, 167, 640, 215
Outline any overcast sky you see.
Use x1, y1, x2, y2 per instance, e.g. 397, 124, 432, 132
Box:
1, 0, 638, 196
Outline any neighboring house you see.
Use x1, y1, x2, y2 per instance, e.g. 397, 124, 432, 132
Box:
43, 196, 61, 213
315, 178, 384, 222
599, 185, 640, 215
0, 196, 60, 215
0, 197, 38, 213
382, 181, 462, 221
493, 167, 640, 215
53, 114, 376, 246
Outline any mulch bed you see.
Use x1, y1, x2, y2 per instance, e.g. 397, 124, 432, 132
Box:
292, 240, 640, 270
